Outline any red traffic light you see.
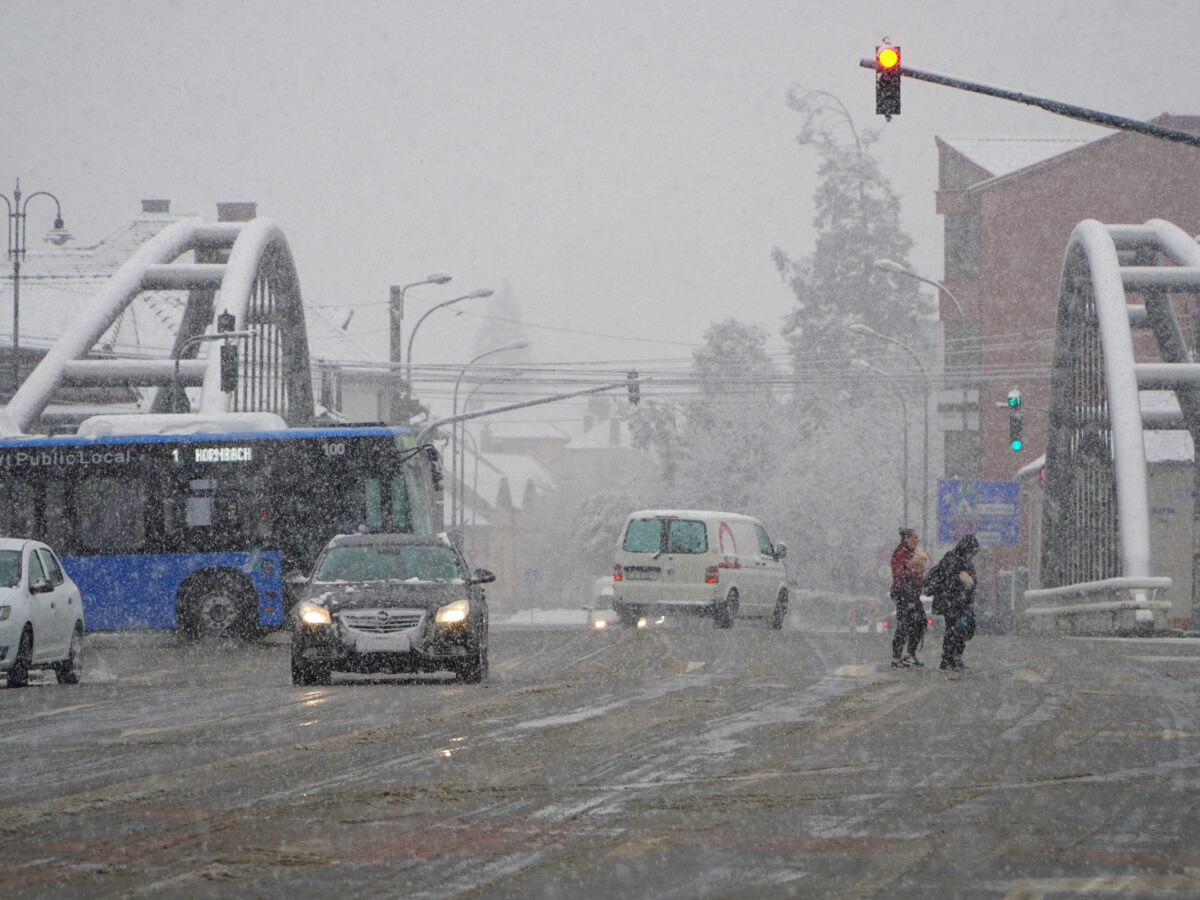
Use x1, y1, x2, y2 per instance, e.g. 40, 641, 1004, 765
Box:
876, 45, 900, 70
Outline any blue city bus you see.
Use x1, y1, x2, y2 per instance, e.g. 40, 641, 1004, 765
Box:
0, 415, 442, 636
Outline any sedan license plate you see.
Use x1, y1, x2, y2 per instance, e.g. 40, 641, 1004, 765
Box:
354, 632, 411, 653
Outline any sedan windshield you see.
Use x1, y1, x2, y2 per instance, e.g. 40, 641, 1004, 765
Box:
315, 545, 461, 583
0, 550, 20, 587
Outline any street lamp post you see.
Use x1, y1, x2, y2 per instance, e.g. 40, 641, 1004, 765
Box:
849, 323, 931, 544
875, 259, 972, 476
404, 287, 494, 408
3, 180, 72, 395
451, 339, 528, 536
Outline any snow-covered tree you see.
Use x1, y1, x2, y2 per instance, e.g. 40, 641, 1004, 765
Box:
773, 89, 931, 382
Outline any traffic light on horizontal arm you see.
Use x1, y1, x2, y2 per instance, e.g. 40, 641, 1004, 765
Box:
875, 43, 901, 119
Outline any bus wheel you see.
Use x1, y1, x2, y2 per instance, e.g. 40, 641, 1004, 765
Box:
182, 574, 255, 640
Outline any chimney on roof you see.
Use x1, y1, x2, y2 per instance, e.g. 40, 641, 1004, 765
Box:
217, 202, 257, 222
142, 199, 170, 213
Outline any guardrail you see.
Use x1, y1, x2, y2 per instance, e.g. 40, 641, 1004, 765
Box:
1023, 576, 1172, 634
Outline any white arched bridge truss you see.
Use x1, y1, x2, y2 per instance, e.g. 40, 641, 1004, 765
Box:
0, 216, 314, 436
1038, 218, 1200, 626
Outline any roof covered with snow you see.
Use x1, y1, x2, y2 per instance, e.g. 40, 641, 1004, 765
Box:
937, 136, 1094, 180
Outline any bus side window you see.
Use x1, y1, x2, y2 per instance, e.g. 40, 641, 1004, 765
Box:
77, 478, 147, 552
404, 468, 432, 533
0, 480, 11, 536
44, 481, 71, 550
390, 474, 411, 532
363, 479, 383, 532
12, 481, 38, 539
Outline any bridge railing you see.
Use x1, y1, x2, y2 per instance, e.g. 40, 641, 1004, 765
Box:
1023, 576, 1172, 634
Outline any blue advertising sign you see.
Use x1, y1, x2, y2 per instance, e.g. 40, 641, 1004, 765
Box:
937, 479, 1020, 546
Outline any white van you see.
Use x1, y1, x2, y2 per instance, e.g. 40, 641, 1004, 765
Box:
611, 510, 788, 628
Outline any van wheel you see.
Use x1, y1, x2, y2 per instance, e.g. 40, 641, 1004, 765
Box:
771, 588, 788, 629
715, 589, 738, 629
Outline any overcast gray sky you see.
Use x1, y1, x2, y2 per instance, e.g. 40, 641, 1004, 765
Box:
4, 0, 1196, 372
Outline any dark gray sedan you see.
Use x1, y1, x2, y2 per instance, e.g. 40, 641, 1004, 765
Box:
290, 533, 493, 685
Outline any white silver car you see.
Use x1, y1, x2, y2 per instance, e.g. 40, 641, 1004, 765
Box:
0, 538, 85, 687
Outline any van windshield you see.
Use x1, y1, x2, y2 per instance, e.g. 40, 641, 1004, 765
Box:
623, 518, 707, 554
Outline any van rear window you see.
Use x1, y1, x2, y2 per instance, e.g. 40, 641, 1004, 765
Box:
623, 519, 661, 552
666, 520, 706, 554
623, 518, 707, 554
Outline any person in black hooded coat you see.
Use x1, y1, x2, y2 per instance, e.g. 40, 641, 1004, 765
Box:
928, 533, 979, 671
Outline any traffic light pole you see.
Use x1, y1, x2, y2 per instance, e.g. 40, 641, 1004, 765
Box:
858, 58, 1200, 149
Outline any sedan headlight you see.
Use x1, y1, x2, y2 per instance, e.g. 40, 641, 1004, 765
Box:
299, 602, 332, 626
0, 605, 9, 622
435, 599, 469, 625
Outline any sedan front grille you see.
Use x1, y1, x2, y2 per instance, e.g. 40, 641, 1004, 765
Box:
340, 611, 424, 633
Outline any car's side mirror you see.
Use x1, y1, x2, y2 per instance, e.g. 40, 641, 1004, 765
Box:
775, 543, 787, 561
471, 568, 496, 584
30, 578, 54, 594
285, 571, 309, 586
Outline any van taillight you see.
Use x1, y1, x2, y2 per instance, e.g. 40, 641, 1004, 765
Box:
613, 563, 622, 582
705, 566, 719, 584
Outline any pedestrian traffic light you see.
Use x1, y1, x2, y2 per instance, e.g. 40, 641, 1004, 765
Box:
1009, 412, 1023, 451
220, 343, 238, 393
875, 42, 901, 120
627, 370, 640, 405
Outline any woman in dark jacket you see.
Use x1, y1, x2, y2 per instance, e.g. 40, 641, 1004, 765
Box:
931, 533, 979, 671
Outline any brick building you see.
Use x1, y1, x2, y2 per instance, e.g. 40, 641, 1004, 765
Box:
935, 115, 1200, 615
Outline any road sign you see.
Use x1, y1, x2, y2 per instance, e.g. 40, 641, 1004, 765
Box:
937, 479, 1020, 545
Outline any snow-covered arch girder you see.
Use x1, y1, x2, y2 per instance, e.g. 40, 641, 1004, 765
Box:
0, 216, 314, 436
1042, 218, 1200, 592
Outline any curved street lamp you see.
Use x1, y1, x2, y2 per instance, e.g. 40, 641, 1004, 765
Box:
3, 180, 72, 394
849, 323, 930, 544
405, 287, 494, 399
451, 339, 528, 534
